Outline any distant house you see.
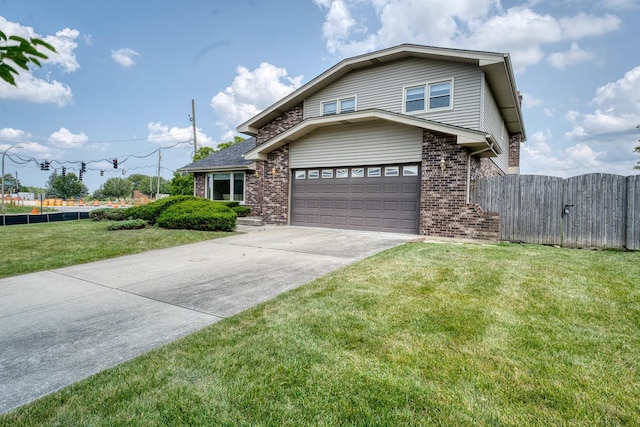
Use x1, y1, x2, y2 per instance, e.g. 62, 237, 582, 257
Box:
179, 44, 526, 239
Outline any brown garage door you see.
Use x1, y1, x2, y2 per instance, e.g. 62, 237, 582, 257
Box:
291, 164, 420, 234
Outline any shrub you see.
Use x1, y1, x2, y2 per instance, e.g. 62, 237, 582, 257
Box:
223, 201, 240, 208
106, 219, 149, 230
232, 205, 252, 217
89, 208, 128, 221
124, 195, 197, 224
156, 199, 236, 231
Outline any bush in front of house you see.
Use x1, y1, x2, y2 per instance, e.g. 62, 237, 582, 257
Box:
156, 199, 237, 231
124, 195, 197, 224
89, 208, 128, 221
106, 219, 149, 230
232, 205, 252, 217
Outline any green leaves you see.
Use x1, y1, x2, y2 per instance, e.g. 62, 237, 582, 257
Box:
0, 30, 57, 86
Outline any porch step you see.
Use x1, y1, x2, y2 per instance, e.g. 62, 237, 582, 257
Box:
237, 216, 263, 226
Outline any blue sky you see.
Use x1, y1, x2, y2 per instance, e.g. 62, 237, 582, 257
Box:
1, 0, 639, 193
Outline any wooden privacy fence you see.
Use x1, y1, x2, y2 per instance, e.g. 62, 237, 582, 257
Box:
472, 173, 640, 250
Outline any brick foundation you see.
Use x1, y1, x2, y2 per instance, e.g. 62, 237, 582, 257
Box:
420, 129, 500, 240
508, 133, 523, 173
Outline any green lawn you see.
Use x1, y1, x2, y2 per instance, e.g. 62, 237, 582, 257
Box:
0, 220, 234, 279
1, 242, 638, 426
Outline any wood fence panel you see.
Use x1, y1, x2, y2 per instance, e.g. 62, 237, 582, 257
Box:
562, 174, 627, 249
473, 175, 562, 244
628, 175, 640, 251
473, 173, 639, 250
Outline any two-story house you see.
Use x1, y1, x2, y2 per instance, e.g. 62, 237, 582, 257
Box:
179, 44, 526, 239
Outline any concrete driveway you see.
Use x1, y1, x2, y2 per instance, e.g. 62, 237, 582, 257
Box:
0, 226, 413, 414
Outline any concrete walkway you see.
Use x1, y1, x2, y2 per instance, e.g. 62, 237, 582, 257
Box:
0, 226, 413, 414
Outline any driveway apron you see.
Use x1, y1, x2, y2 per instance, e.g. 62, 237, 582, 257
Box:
0, 226, 413, 413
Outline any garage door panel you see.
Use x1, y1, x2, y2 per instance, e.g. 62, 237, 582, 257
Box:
292, 165, 419, 234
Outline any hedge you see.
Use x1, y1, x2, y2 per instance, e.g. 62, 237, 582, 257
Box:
156, 199, 237, 231
123, 195, 197, 224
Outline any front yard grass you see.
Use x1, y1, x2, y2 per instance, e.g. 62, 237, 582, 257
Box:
0, 220, 234, 279
1, 241, 637, 425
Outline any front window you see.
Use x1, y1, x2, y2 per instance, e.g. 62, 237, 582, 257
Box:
322, 101, 337, 115
206, 172, 245, 202
322, 96, 356, 115
405, 86, 425, 112
339, 97, 355, 113
429, 81, 451, 109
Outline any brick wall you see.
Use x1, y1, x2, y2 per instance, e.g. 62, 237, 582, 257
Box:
194, 174, 205, 198
251, 104, 303, 223
244, 167, 263, 216
509, 133, 523, 169
420, 129, 500, 240
261, 145, 289, 224
256, 104, 304, 145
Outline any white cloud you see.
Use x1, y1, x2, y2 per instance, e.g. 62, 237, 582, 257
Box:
313, 1, 621, 73
0, 128, 59, 159
211, 62, 303, 131
0, 71, 73, 106
520, 91, 543, 109
111, 48, 140, 68
566, 65, 640, 140
147, 122, 213, 147
547, 42, 596, 70
0, 16, 79, 105
47, 127, 89, 149
43, 28, 81, 73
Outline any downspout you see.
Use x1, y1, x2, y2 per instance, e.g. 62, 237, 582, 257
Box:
466, 147, 492, 204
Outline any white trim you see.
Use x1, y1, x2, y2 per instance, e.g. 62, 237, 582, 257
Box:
205, 171, 246, 203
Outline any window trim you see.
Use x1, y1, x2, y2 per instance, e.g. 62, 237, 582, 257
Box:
321, 96, 357, 115
403, 79, 453, 113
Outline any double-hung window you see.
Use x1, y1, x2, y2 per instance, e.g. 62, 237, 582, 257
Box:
322, 96, 356, 115
405, 80, 452, 112
206, 172, 245, 202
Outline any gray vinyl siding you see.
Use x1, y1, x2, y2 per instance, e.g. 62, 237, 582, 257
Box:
304, 57, 483, 131
290, 121, 422, 168
481, 78, 509, 173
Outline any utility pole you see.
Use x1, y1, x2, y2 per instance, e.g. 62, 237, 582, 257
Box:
190, 99, 197, 161
157, 149, 161, 197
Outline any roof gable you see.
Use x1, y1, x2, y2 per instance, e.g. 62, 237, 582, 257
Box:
237, 44, 525, 138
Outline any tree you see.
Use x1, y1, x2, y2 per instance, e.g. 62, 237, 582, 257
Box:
126, 174, 155, 196
193, 146, 215, 162
95, 177, 133, 199
170, 171, 194, 196
46, 172, 88, 199
216, 135, 245, 151
0, 30, 56, 86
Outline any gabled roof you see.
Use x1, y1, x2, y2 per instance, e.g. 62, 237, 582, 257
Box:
237, 43, 525, 138
243, 109, 501, 161
177, 137, 257, 173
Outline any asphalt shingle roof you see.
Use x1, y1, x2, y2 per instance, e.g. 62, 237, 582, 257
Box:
178, 137, 257, 171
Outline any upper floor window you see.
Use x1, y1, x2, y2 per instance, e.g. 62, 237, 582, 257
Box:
322, 97, 356, 115
404, 80, 452, 113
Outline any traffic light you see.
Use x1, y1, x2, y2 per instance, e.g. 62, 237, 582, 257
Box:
61, 167, 66, 177
40, 160, 50, 171
79, 170, 83, 181
113, 158, 118, 169
81, 162, 86, 172
100, 170, 104, 176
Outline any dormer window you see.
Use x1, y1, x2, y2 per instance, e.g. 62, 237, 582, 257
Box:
404, 80, 453, 113
322, 97, 356, 115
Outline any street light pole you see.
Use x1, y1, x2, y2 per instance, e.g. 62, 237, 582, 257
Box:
1, 145, 23, 212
